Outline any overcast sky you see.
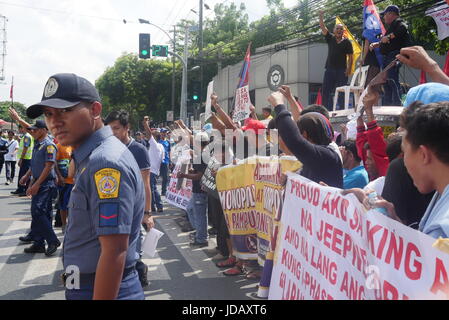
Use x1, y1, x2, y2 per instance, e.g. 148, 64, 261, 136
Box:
0, 0, 298, 109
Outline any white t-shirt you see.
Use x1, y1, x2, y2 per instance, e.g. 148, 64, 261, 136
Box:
148, 135, 165, 176
4, 139, 19, 161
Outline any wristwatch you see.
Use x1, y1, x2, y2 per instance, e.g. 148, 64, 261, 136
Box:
144, 211, 152, 217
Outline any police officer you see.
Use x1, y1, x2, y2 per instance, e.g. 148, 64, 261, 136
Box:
26, 73, 145, 300
16, 120, 60, 255
11, 124, 34, 196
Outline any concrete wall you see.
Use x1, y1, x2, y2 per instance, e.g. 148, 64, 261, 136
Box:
212, 38, 447, 114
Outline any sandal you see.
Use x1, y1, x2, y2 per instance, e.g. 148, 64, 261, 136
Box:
223, 261, 245, 276
216, 256, 236, 268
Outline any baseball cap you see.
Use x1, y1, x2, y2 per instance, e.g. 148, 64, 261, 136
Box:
27, 119, 48, 130
241, 118, 267, 135
27, 73, 101, 119
404, 82, 449, 107
380, 5, 400, 16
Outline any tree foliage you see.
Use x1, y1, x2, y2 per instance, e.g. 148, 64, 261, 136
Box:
0, 101, 28, 123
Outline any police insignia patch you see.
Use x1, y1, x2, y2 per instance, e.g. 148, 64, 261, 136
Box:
94, 168, 121, 199
47, 145, 55, 154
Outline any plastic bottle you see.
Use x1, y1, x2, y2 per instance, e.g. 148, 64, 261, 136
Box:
367, 192, 389, 217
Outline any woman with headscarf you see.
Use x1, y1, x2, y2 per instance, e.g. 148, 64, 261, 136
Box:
268, 92, 343, 188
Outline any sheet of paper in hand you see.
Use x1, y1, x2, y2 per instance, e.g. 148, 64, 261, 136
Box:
233, 85, 252, 122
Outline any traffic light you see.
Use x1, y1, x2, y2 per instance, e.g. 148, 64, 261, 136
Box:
191, 80, 201, 102
139, 33, 151, 59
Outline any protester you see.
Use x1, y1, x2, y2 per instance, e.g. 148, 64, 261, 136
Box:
105, 110, 154, 288
319, 10, 354, 111
11, 124, 34, 196
178, 132, 210, 247
0, 132, 7, 175
158, 128, 171, 196
356, 89, 389, 181
4, 130, 19, 185
260, 107, 273, 126
143, 117, 164, 213
370, 5, 411, 106
269, 91, 343, 188
135, 131, 150, 150
340, 139, 369, 189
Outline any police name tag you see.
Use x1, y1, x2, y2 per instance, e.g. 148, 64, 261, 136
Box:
94, 168, 121, 199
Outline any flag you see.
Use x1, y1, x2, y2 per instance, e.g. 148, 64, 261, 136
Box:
10, 76, 13, 100
336, 16, 361, 75
315, 88, 322, 105
444, 50, 449, 77
363, 0, 386, 67
420, 71, 427, 84
237, 43, 251, 88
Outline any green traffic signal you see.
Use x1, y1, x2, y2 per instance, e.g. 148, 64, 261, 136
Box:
193, 95, 199, 101
141, 50, 149, 56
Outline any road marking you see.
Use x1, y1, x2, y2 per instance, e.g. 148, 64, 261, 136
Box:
19, 252, 62, 287
0, 220, 31, 275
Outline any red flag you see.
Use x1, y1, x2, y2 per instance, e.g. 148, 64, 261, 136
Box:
237, 43, 251, 88
420, 70, 427, 84
315, 88, 322, 105
444, 50, 449, 77
10, 77, 13, 100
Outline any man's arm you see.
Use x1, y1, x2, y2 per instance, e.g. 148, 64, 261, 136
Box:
280, 85, 303, 122
397, 46, 449, 86
94, 234, 129, 300
178, 171, 204, 181
9, 108, 31, 129
140, 169, 154, 230
211, 94, 238, 130
27, 162, 54, 196
319, 10, 329, 35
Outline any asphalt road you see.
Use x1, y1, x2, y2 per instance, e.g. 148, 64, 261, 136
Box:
0, 172, 259, 300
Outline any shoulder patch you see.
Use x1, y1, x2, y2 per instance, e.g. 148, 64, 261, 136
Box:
99, 202, 119, 227
47, 145, 56, 154
94, 168, 121, 199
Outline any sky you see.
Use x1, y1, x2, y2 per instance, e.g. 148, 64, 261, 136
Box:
0, 0, 298, 109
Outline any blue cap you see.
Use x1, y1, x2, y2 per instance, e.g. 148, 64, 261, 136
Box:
405, 83, 449, 107
27, 119, 47, 130
380, 5, 400, 16
27, 73, 101, 119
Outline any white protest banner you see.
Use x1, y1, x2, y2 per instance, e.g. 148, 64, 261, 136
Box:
426, 3, 449, 40
205, 81, 214, 121
269, 173, 449, 300
232, 85, 251, 122
166, 154, 192, 211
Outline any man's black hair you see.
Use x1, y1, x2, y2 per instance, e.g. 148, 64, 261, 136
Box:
262, 107, 272, 114
386, 133, 403, 162
301, 104, 330, 120
400, 101, 449, 165
343, 139, 361, 163
104, 110, 129, 127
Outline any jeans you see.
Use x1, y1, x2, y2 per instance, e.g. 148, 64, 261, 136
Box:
186, 193, 208, 243
159, 163, 169, 195
382, 50, 402, 106
5, 161, 16, 182
16, 159, 31, 193
150, 173, 162, 211
322, 68, 348, 111
65, 271, 144, 300
30, 180, 59, 247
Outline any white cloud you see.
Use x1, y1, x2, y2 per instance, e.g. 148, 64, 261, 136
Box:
0, 0, 297, 109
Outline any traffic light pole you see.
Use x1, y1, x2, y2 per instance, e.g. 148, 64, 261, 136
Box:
168, 49, 187, 123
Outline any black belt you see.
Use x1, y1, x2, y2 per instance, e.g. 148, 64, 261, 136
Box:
62, 266, 136, 288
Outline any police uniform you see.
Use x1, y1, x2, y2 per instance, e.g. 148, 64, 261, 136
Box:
28, 134, 60, 250
63, 126, 145, 300
14, 132, 34, 194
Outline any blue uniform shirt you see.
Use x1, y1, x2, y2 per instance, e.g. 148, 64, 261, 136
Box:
343, 165, 369, 190
63, 126, 145, 274
127, 138, 151, 171
419, 185, 449, 239
159, 139, 171, 164
30, 136, 57, 180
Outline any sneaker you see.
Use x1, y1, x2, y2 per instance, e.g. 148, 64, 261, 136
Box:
45, 240, 61, 256
208, 228, 218, 236
5, 180, 10, 185
188, 232, 197, 240
24, 244, 45, 254
11, 190, 20, 195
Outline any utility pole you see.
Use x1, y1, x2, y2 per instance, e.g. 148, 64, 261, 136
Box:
199, 0, 204, 119
171, 25, 177, 113
180, 27, 189, 123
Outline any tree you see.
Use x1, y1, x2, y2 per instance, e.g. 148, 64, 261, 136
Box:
96, 53, 181, 128
0, 101, 28, 124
